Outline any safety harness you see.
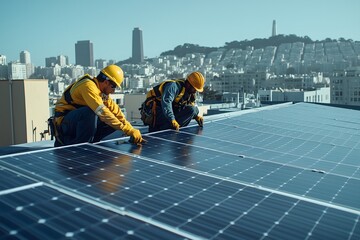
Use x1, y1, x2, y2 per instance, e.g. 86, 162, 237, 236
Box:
139, 79, 193, 127
48, 75, 96, 144
54, 74, 96, 117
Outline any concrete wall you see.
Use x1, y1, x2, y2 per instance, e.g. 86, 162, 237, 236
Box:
0, 80, 13, 146
11, 80, 27, 144
123, 93, 147, 124
23, 80, 50, 142
0, 79, 49, 146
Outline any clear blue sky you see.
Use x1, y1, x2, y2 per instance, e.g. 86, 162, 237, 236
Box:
1, 0, 360, 66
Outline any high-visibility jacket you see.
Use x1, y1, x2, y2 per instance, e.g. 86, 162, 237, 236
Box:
54, 74, 134, 135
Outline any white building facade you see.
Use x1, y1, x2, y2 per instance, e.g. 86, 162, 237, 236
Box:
331, 68, 360, 106
259, 87, 331, 103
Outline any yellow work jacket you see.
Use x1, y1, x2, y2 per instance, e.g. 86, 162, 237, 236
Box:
54, 75, 134, 135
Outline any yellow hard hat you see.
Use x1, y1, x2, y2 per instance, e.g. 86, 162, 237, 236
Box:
101, 65, 124, 88
187, 72, 205, 92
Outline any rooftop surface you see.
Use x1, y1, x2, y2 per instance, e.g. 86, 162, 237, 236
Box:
0, 102, 359, 239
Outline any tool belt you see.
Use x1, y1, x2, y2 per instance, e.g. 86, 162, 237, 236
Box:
47, 116, 64, 145
139, 97, 191, 127
139, 98, 157, 127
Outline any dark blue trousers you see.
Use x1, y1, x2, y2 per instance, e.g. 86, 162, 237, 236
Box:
149, 105, 199, 132
55, 107, 115, 146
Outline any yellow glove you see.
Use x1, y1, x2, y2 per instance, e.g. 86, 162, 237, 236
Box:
128, 129, 143, 144
195, 115, 204, 127
171, 120, 180, 131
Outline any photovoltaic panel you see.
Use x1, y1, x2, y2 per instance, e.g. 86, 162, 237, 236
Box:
1, 102, 360, 239
99, 131, 360, 210
0, 166, 37, 191
1, 143, 359, 239
0, 185, 184, 239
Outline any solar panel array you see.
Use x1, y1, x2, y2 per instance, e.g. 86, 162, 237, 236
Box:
1, 103, 359, 239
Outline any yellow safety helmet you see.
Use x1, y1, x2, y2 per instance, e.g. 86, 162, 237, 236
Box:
187, 72, 205, 92
101, 65, 124, 88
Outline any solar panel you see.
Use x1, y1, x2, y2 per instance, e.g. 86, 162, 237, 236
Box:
99, 132, 360, 210
0, 185, 184, 239
1, 102, 359, 239
0, 166, 37, 192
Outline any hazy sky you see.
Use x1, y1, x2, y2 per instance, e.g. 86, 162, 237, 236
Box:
1, 0, 360, 66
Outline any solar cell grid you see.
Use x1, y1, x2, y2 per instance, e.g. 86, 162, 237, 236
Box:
183, 126, 355, 173
0, 167, 37, 191
99, 132, 360, 210
1, 144, 358, 239
0, 185, 184, 239
1, 102, 360, 239
212, 106, 360, 149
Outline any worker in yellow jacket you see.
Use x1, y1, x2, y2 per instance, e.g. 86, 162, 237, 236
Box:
53, 65, 144, 147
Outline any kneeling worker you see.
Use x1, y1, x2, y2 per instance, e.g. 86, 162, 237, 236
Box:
140, 71, 205, 132
53, 65, 144, 146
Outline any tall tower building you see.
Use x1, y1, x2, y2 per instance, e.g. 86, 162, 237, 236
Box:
0, 55, 6, 65
19, 50, 34, 78
20, 50, 31, 64
45, 57, 57, 67
272, 20, 277, 37
57, 55, 68, 67
132, 27, 144, 64
0, 55, 7, 79
75, 40, 94, 67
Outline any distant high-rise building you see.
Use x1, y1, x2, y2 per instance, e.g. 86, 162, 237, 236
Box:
8, 62, 27, 80
95, 59, 107, 69
19, 50, 34, 78
20, 50, 31, 64
0, 66, 8, 79
0, 55, 6, 65
108, 59, 116, 65
272, 20, 277, 37
75, 40, 94, 67
132, 27, 144, 64
57, 55, 68, 67
45, 57, 57, 67
0, 55, 8, 79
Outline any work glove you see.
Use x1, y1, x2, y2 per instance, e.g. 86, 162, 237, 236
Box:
171, 119, 180, 131
195, 115, 204, 127
128, 128, 144, 144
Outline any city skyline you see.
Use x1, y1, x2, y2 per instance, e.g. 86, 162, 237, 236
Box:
1, 0, 360, 66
